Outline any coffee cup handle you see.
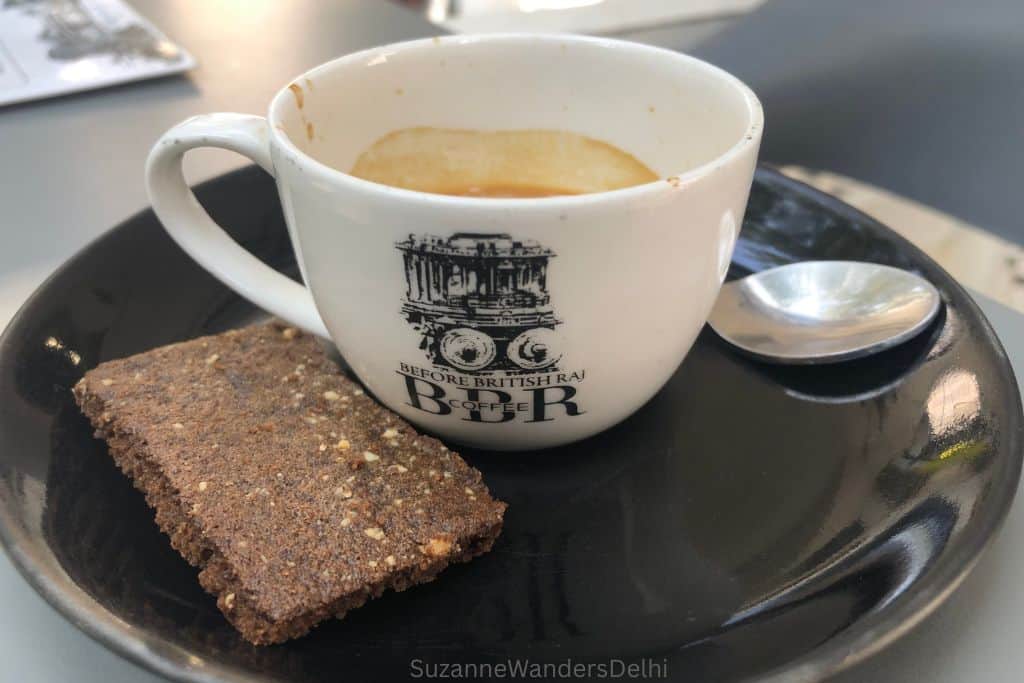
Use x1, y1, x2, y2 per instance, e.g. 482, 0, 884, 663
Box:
145, 113, 329, 338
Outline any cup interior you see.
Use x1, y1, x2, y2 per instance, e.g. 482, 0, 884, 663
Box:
270, 34, 761, 186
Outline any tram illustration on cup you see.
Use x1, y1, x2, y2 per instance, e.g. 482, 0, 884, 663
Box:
397, 233, 563, 375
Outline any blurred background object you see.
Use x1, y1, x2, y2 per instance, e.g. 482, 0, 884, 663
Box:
399, 0, 762, 47
0, 0, 193, 106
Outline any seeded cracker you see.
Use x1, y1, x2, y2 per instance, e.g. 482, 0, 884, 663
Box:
72, 323, 506, 645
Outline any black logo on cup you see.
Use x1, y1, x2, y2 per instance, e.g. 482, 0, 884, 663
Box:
395, 233, 583, 424
396, 233, 562, 375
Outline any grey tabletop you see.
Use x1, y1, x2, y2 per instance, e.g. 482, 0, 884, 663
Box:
689, 0, 1024, 244
1, 1, 1022, 681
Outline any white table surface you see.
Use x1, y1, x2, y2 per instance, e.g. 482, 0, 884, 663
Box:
1, 1, 1023, 681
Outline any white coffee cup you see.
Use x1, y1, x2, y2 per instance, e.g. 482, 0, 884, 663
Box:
146, 34, 763, 450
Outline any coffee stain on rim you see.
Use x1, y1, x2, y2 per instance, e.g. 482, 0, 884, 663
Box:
306, 122, 315, 142
288, 83, 304, 109
666, 176, 681, 187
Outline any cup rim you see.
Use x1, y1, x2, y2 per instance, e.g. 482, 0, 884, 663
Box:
267, 33, 763, 209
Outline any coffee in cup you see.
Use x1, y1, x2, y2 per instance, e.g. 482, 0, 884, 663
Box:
350, 127, 659, 198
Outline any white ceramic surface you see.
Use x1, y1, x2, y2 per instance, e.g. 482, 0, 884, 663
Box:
145, 33, 762, 449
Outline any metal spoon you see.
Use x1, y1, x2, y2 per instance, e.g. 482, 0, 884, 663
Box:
708, 261, 942, 364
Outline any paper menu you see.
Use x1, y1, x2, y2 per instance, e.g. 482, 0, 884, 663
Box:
0, 0, 195, 107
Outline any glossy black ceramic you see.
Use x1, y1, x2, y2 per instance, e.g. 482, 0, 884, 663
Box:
0, 167, 1020, 683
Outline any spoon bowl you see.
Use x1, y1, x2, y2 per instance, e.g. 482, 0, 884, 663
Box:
708, 261, 942, 364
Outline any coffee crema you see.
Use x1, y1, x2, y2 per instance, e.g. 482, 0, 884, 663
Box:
350, 127, 658, 198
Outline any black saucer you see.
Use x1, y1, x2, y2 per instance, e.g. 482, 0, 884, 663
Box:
0, 167, 1020, 682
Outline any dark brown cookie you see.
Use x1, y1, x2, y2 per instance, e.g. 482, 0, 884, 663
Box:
73, 323, 506, 645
